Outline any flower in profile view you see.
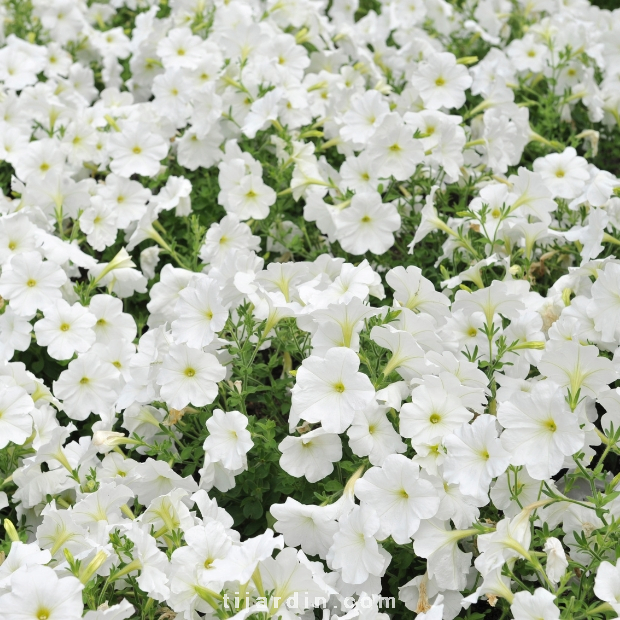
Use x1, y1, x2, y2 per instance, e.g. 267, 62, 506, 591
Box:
210, 529, 284, 585
0, 380, 34, 449
538, 341, 616, 400
587, 262, 620, 343
452, 280, 524, 326
271, 497, 339, 558
510, 588, 560, 620
594, 559, 620, 615
386, 265, 451, 318
370, 325, 427, 379
123, 525, 171, 602
259, 547, 327, 615
412, 519, 473, 591
543, 537, 568, 584
0, 542, 51, 590
203, 409, 253, 471
83, 600, 134, 620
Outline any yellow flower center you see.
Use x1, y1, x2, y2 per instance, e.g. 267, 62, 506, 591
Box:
185, 367, 196, 377
429, 413, 441, 424
26, 279, 37, 287
59, 323, 70, 332
333, 382, 345, 393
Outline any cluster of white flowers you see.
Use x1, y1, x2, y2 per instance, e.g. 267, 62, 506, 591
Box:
2, 0, 620, 619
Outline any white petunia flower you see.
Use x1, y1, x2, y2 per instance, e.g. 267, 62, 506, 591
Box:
289, 346, 375, 434
156, 344, 226, 410
34, 300, 96, 360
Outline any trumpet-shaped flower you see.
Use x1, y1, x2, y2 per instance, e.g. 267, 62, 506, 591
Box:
326, 504, 388, 584
34, 300, 96, 360
347, 404, 406, 466
271, 497, 339, 558
279, 428, 342, 483
156, 344, 226, 410
290, 346, 375, 434
400, 383, 472, 444
386, 265, 451, 319
443, 414, 510, 502
203, 409, 253, 471
355, 454, 440, 543
0, 252, 66, 316
511, 588, 560, 620
0, 564, 83, 620
0, 381, 34, 449
538, 341, 616, 401
498, 381, 584, 480
594, 559, 620, 615
334, 193, 401, 255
